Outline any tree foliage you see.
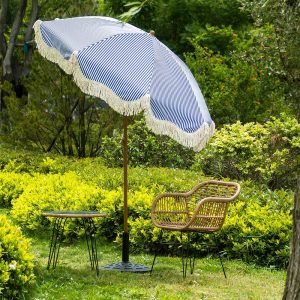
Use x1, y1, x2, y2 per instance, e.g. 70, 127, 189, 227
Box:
1, 52, 120, 156
101, 118, 195, 168
0, 1, 121, 157
109, 0, 252, 53
0, 0, 297, 161
185, 26, 288, 125
240, 0, 300, 120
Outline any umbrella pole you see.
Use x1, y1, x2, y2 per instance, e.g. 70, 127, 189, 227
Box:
103, 116, 149, 273
122, 115, 129, 262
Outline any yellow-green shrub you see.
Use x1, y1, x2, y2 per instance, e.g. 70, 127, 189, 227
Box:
3, 161, 293, 268
0, 215, 35, 299
128, 182, 293, 268
11, 172, 104, 235
0, 172, 32, 208
95, 186, 155, 239
193, 114, 300, 189
10, 172, 156, 240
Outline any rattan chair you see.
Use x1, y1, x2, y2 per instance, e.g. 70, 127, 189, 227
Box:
150, 180, 240, 277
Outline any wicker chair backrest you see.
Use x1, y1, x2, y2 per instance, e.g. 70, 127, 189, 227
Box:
151, 180, 240, 233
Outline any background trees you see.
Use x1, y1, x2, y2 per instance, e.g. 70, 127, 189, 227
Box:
1, 0, 298, 158
0, 1, 300, 298
240, 0, 300, 121
238, 1, 300, 298
0, 0, 120, 157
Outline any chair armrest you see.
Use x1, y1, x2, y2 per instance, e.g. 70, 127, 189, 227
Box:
151, 193, 190, 229
184, 181, 240, 231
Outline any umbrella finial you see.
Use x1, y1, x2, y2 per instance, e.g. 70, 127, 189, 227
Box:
149, 30, 155, 36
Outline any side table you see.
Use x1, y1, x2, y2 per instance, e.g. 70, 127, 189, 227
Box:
42, 211, 106, 275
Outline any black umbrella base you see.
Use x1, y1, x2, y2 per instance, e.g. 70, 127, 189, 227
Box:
103, 261, 150, 273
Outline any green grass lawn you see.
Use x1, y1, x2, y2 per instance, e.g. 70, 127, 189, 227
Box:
26, 233, 286, 300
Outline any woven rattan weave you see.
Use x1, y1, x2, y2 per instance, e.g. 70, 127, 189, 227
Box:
151, 180, 240, 232
150, 180, 240, 277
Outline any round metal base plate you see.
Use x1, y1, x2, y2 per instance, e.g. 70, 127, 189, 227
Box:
103, 261, 150, 273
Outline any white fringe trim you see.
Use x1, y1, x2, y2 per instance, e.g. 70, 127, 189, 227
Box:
144, 108, 215, 151
34, 20, 215, 151
33, 20, 74, 75
72, 60, 215, 151
71, 57, 149, 115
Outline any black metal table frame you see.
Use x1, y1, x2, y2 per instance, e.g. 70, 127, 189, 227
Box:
150, 231, 227, 278
43, 211, 106, 276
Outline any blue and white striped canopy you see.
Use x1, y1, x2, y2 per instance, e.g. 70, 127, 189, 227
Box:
33, 16, 214, 151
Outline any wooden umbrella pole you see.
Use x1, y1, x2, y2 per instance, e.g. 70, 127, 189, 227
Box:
123, 115, 129, 233
103, 115, 149, 270
122, 115, 129, 262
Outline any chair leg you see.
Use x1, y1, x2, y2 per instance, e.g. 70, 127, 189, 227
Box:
213, 235, 227, 279
150, 252, 158, 275
190, 247, 196, 275
181, 232, 194, 278
218, 252, 227, 279
151, 230, 196, 278
181, 232, 187, 278
150, 230, 163, 275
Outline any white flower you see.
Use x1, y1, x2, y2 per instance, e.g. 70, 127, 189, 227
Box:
9, 261, 17, 270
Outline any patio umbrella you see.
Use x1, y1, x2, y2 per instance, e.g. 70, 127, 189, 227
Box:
33, 16, 215, 272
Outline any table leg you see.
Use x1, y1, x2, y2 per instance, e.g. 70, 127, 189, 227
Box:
47, 217, 66, 270
83, 218, 99, 275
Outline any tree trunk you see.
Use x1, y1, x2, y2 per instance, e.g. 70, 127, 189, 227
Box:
22, 0, 39, 77
46, 100, 79, 152
0, 0, 8, 111
3, 0, 27, 79
0, 0, 8, 57
283, 177, 300, 299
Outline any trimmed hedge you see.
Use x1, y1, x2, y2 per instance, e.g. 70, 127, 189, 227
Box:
0, 142, 294, 268
11, 172, 103, 236
0, 215, 35, 299
0, 172, 32, 208
128, 182, 293, 268
7, 167, 293, 268
192, 114, 300, 189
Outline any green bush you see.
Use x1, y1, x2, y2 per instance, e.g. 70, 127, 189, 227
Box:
0, 215, 35, 299
0, 172, 32, 208
0, 143, 78, 175
0, 143, 201, 192
2, 152, 293, 268
65, 161, 205, 193
192, 114, 300, 189
220, 182, 293, 267
128, 181, 293, 268
101, 118, 195, 169
11, 172, 104, 236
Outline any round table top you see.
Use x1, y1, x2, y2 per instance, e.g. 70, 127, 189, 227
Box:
42, 211, 106, 218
